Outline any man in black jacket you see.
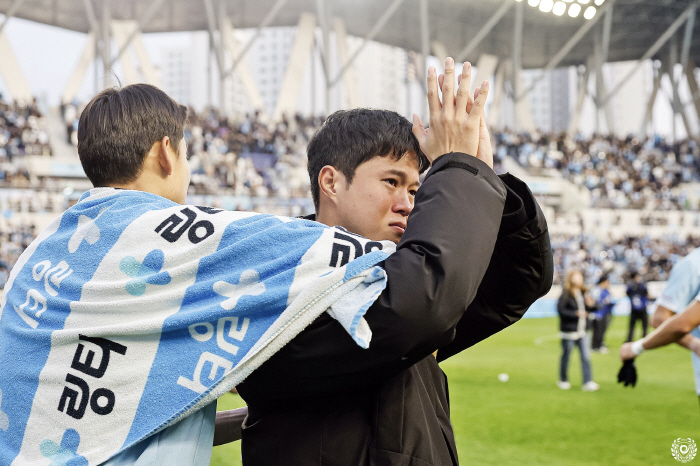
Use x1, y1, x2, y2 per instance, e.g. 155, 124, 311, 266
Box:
236, 58, 553, 465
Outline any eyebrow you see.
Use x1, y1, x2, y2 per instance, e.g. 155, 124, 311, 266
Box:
382, 169, 421, 188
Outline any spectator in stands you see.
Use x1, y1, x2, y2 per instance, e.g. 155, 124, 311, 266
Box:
592, 273, 613, 353
626, 271, 650, 342
557, 269, 599, 391
0, 96, 50, 161
183, 108, 317, 198
550, 232, 700, 285
495, 131, 700, 210
0, 222, 35, 276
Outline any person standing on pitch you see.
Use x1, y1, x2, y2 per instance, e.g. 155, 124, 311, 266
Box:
557, 270, 599, 391
592, 273, 613, 353
626, 271, 650, 342
621, 247, 700, 406
235, 58, 553, 466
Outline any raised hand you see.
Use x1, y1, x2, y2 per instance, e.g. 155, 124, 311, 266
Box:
457, 76, 493, 169
412, 58, 489, 164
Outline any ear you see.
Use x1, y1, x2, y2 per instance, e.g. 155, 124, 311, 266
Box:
157, 136, 174, 177
318, 165, 341, 205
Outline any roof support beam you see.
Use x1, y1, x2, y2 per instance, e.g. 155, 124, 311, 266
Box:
418, 0, 429, 106
222, 0, 289, 79
512, 0, 523, 80
569, 59, 592, 136
683, 61, 700, 122
106, 0, 165, 70
668, 40, 695, 139
487, 59, 507, 128
0, 0, 26, 37
456, 0, 514, 64
101, 0, 111, 83
601, 1, 698, 107
334, 18, 360, 108
203, 0, 224, 75
110, 21, 139, 84
601, 4, 613, 65
81, 0, 108, 79
594, 18, 614, 134
640, 62, 662, 137
512, 0, 536, 131
203, 0, 226, 112
328, 0, 406, 88
220, 17, 266, 112
62, 31, 96, 103
273, 12, 316, 119
80, 0, 100, 35
517, 0, 616, 101
0, 24, 33, 102
315, 0, 331, 111
680, 3, 696, 73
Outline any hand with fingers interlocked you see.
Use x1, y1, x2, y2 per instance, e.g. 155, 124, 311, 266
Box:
412, 57, 493, 169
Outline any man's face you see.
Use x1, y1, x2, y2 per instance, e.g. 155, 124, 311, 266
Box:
334, 154, 420, 244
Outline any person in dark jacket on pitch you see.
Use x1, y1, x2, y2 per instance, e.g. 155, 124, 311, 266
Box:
626, 271, 650, 342
557, 270, 599, 391
235, 58, 553, 466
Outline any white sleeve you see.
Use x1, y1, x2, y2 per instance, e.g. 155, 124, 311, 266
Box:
655, 255, 700, 313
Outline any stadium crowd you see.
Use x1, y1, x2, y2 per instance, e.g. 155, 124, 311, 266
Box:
495, 131, 700, 210
0, 220, 694, 286
55, 104, 700, 210
551, 232, 700, 285
0, 222, 36, 287
186, 108, 319, 198
6, 99, 700, 287
0, 95, 50, 186
65, 106, 320, 198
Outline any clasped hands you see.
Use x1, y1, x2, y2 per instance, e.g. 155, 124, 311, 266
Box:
412, 57, 493, 169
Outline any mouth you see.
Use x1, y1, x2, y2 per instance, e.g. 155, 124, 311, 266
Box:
389, 223, 406, 235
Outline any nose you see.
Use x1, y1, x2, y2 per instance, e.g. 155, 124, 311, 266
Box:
392, 191, 413, 217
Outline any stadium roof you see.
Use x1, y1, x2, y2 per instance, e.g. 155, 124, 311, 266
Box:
0, 0, 698, 69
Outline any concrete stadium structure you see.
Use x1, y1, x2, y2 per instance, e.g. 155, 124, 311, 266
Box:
0, 0, 698, 134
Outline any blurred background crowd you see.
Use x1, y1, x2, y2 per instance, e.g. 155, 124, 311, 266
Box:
2, 94, 700, 289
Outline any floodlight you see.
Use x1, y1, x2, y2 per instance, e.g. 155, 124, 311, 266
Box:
595, 0, 605, 4
584, 6, 597, 19
568, 3, 581, 16
540, 0, 554, 13
528, 0, 540, 7
553, 1, 567, 15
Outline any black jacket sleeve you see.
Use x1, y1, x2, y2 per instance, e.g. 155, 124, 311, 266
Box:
237, 152, 507, 402
436, 174, 553, 362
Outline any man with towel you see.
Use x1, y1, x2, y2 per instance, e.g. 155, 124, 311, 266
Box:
236, 58, 553, 465
0, 85, 397, 465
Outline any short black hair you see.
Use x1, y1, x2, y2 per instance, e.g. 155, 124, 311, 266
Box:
598, 273, 610, 284
307, 109, 429, 210
78, 84, 188, 187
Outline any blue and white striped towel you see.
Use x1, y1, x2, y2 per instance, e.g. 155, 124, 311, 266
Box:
0, 187, 394, 465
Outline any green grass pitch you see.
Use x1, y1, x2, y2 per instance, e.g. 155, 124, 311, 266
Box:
212, 316, 699, 465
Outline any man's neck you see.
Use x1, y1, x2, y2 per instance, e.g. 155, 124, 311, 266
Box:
315, 207, 339, 229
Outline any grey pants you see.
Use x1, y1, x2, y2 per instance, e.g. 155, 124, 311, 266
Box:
559, 334, 592, 384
